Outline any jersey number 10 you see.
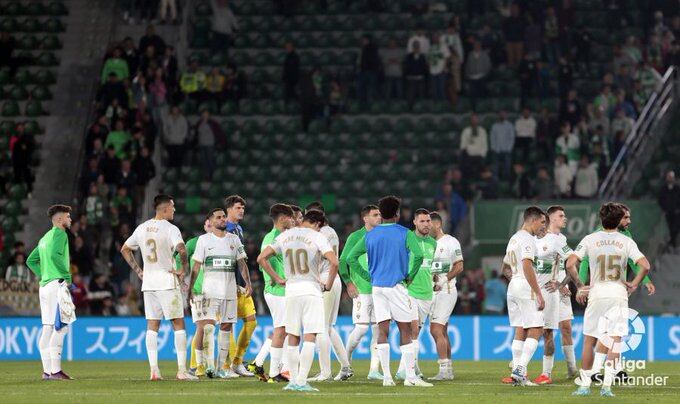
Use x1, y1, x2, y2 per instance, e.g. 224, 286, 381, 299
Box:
285, 249, 310, 275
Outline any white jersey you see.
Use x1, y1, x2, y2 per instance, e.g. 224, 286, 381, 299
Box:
192, 232, 246, 300
270, 227, 333, 298
125, 219, 184, 291
319, 225, 339, 278
535, 232, 573, 286
573, 230, 645, 300
431, 234, 463, 291
505, 229, 538, 299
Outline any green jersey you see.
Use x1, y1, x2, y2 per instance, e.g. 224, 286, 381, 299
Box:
407, 232, 437, 300
579, 226, 651, 284
175, 236, 198, 271
261, 227, 285, 296
26, 227, 71, 287
339, 227, 372, 294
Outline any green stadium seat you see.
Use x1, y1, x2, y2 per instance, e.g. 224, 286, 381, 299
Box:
195, 1, 211, 16
9, 85, 28, 101
4, 200, 22, 216
2, 2, 24, 16
25, 100, 45, 116
2, 216, 21, 233
34, 69, 56, 85
41, 35, 62, 50
9, 184, 27, 200
36, 52, 58, 66
0, 18, 18, 32
19, 18, 40, 33
1, 101, 20, 117
31, 85, 52, 101
18, 35, 38, 49
47, 1, 68, 16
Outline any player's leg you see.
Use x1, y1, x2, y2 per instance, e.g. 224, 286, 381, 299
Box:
314, 282, 335, 380
267, 327, 286, 381
202, 319, 217, 376
231, 294, 257, 376
194, 319, 207, 374
38, 325, 53, 379
536, 329, 554, 384
512, 325, 542, 384
296, 295, 324, 391
159, 288, 194, 380
599, 337, 621, 397
144, 291, 163, 380
429, 321, 450, 379
284, 333, 301, 390
396, 318, 419, 378
392, 285, 431, 387
217, 299, 238, 378
38, 281, 56, 379
328, 279, 352, 380
559, 319, 577, 377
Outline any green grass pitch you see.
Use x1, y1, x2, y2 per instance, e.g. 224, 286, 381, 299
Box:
1, 360, 678, 403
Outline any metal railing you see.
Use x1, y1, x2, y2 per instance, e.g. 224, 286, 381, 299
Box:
598, 67, 678, 200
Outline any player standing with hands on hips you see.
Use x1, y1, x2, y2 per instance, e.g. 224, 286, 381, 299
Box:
27, 204, 77, 380
120, 194, 198, 381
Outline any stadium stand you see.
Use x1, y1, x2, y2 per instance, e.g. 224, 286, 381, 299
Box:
0, 0, 68, 268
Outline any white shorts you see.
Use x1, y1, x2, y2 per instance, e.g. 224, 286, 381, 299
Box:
322, 277, 341, 327
542, 289, 560, 330
144, 289, 184, 320
265, 293, 286, 328
507, 295, 544, 329
372, 284, 412, 323
409, 296, 432, 326
430, 289, 458, 325
39, 280, 61, 325
583, 297, 629, 339
190, 296, 224, 323
284, 294, 325, 336
559, 293, 574, 323
352, 293, 376, 324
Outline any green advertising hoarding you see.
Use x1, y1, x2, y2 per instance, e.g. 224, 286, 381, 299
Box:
472, 200, 668, 268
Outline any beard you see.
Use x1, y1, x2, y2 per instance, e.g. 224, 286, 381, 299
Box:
215, 224, 227, 231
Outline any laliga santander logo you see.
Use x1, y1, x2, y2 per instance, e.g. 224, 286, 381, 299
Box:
598, 307, 645, 354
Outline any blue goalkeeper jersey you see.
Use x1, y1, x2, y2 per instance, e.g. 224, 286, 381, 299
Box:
227, 221, 245, 286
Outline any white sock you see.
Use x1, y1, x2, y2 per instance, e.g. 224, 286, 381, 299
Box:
281, 336, 290, 372
401, 342, 417, 381
377, 343, 391, 379
346, 324, 369, 363
49, 326, 67, 374
517, 337, 538, 369
297, 341, 316, 386
369, 324, 380, 372
603, 360, 616, 388
269, 347, 283, 378
329, 327, 350, 367
174, 330, 187, 373
255, 338, 272, 367
592, 352, 607, 374
412, 339, 420, 370
511, 339, 524, 368
203, 324, 215, 369
146, 330, 159, 370
39, 325, 53, 374
286, 345, 300, 385
562, 345, 576, 370
218, 330, 230, 371
316, 331, 331, 376
438, 358, 448, 373
542, 355, 554, 377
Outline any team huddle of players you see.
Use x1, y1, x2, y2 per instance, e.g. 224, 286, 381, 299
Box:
28, 194, 653, 396
502, 202, 653, 397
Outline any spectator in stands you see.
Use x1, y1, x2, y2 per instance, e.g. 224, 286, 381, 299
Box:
282, 41, 300, 104
149, 67, 169, 119
518, 53, 538, 104
193, 109, 226, 179
105, 119, 131, 159
117, 159, 136, 194
437, 182, 467, 233
557, 57, 574, 98
85, 183, 105, 231
502, 3, 524, 67
489, 110, 515, 180
121, 37, 139, 76
658, 170, 680, 248
407, 29, 430, 54
483, 270, 506, 314
514, 107, 536, 162
442, 24, 464, 62
590, 141, 609, 180
223, 63, 247, 104
555, 122, 580, 173
131, 74, 149, 110
132, 146, 156, 201
116, 280, 141, 316
11, 125, 34, 194
70, 274, 89, 314
588, 104, 611, 138
573, 155, 598, 198
158, 0, 178, 25
381, 39, 404, 99
180, 59, 207, 101
99, 146, 121, 194
476, 166, 498, 199
327, 79, 346, 116
523, 15, 542, 60
101, 47, 130, 85
404, 40, 429, 108
88, 273, 116, 316
5, 252, 30, 282
427, 32, 450, 100
534, 166, 555, 200
206, 67, 226, 105
434, 200, 450, 234
560, 89, 582, 127
594, 85, 617, 117
611, 107, 634, 138
162, 105, 188, 168
160, 46, 179, 90
97, 72, 128, 109
459, 113, 488, 178
210, 0, 239, 52
397, 207, 413, 229
111, 187, 134, 227
71, 236, 94, 279
356, 34, 381, 103
465, 40, 491, 111
104, 98, 126, 123
139, 24, 166, 56
511, 162, 532, 199
543, 6, 560, 64
573, 26, 592, 72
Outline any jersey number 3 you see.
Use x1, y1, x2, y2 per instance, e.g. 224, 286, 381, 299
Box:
146, 239, 158, 263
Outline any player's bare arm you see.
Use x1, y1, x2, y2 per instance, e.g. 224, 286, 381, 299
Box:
564, 254, 589, 304
522, 258, 545, 310
322, 250, 339, 291
120, 244, 143, 280
257, 246, 285, 285
174, 242, 189, 279
237, 258, 252, 297
544, 253, 562, 292
501, 262, 512, 280
187, 259, 202, 302
624, 257, 651, 294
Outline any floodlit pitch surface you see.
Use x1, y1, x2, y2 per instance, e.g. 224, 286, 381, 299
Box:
1, 360, 678, 403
